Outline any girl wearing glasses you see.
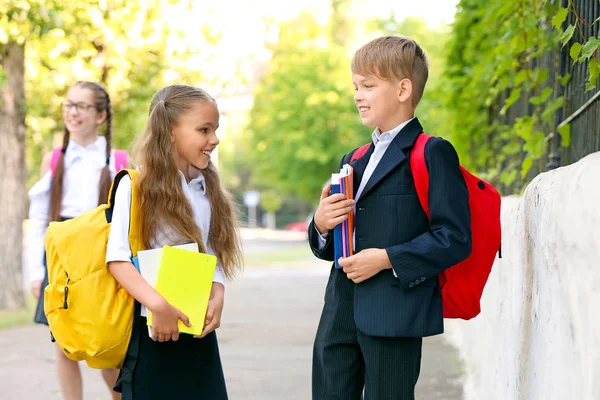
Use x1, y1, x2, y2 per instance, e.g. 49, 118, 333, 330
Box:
28, 81, 128, 400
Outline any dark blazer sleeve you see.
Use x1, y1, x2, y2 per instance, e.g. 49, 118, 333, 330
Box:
386, 138, 472, 290
308, 218, 335, 261
308, 152, 353, 262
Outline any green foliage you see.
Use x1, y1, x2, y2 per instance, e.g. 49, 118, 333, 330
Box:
246, 14, 370, 203
1, 0, 216, 188
439, 0, 599, 193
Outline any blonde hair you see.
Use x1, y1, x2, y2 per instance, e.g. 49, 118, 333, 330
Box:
351, 36, 429, 106
50, 81, 112, 222
133, 85, 243, 279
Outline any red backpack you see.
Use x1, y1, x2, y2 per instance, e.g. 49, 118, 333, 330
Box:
351, 133, 501, 320
50, 147, 129, 176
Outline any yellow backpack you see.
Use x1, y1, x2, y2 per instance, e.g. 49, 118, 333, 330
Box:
44, 169, 142, 369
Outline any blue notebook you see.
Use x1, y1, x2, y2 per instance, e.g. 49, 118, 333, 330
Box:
331, 174, 344, 269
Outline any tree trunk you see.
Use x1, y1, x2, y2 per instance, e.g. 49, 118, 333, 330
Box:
0, 42, 27, 310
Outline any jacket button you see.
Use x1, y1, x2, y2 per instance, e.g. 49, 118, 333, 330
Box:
409, 282, 414, 288
421, 277, 426, 282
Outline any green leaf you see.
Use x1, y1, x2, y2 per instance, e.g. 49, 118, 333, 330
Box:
552, 7, 569, 30
580, 37, 600, 60
585, 82, 597, 92
542, 97, 564, 124
534, 69, 549, 87
515, 70, 528, 86
559, 73, 571, 86
521, 156, 533, 179
523, 132, 546, 159
529, 87, 553, 105
560, 25, 576, 47
500, 170, 518, 187
570, 42, 582, 61
557, 124, 571, 147
500, 88, 522, 116
585, 58, 599, 92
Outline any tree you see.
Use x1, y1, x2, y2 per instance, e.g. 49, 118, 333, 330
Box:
0, 0, 71, 309
247, 13, 370, 203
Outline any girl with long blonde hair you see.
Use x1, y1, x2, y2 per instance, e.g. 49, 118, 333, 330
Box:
106, 84, 243, 399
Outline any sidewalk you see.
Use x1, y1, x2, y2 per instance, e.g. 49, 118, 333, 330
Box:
1, 261, 463, 399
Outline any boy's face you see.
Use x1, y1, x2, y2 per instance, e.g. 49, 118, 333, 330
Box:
352, 73, 410, 132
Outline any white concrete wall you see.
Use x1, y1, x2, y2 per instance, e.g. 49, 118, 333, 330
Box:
445, 152, 600, 400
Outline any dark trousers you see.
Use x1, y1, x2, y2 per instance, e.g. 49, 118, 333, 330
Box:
312, 269, 422, 400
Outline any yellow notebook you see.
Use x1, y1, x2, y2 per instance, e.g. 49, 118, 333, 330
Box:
147, 245, 217, 336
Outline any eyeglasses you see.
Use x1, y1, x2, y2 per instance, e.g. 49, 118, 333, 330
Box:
62, 101, 96, 113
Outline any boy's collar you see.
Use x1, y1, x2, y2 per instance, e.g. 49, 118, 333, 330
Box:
372, 117, 416, 145
389, 117, 424, 150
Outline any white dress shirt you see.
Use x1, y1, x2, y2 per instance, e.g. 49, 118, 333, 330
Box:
105, 167, 226, 288
317, 118, 415, 253
27, 136, 118, 282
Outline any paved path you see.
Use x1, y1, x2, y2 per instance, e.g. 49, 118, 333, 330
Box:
1, 260, 463, 399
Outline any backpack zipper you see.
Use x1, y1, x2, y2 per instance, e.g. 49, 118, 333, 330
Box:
63, 272, 70, 310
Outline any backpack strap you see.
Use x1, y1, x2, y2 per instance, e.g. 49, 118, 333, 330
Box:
106, 169, 142, 257
113, 150, 129, 172
50, 148, 62, 177
409, 133, 433, 218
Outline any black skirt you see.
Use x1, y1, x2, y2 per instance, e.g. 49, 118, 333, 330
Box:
116, 305, 228, 400
33, 254, 49, 325
34, 217, 71, 327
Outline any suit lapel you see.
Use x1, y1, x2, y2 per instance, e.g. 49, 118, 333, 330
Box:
350, 144, 374, 197
358, 118, 424, 199
359, 140, 407, 199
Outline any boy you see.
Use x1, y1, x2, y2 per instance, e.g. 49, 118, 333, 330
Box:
309, 36, 472, 400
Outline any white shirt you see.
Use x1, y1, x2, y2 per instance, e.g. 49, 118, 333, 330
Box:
27, 136, 118, 282
317, 118, 415, 252
104, 167, 226, 287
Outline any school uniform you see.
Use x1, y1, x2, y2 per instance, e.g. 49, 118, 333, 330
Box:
28, 136, 119, 325
309, 118, 472, 400
105, 166, 227, 400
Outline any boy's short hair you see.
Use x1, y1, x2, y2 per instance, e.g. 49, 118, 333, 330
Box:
351, 36, 429, 107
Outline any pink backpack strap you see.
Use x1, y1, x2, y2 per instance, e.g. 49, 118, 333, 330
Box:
113, 149, 129, 172
50, 148, 63, 177
409, 133, 433, 218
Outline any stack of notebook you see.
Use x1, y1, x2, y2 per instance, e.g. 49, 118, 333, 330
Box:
132, 243, 217, 337
331, 164, 355, 269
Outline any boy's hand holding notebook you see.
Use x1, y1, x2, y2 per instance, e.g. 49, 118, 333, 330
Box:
331, 164, 355, 269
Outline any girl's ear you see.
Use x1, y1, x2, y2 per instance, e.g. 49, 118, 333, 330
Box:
95, 110, 108, 125
397, 78, 412, 103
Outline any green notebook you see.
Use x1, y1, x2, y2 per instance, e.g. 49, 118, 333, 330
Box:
147, 245, 217, 336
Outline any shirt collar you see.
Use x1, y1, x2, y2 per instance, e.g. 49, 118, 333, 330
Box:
178, 165, 206, 194
371, 117, 415, 146
63, 136, 107, 166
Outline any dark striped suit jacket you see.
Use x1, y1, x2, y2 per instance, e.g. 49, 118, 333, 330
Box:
309, 118, 472, 338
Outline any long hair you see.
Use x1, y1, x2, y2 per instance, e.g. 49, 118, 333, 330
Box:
49, 81, 113, 222
133, 85, 243, 279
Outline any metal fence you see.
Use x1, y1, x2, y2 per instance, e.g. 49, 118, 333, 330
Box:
497, 0, 599, 193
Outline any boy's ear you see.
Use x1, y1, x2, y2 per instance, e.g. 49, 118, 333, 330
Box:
397, 78, 412, 103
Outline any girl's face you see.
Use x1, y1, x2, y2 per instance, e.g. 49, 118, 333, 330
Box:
171, 100, 220, 171
62, 86, 106, 140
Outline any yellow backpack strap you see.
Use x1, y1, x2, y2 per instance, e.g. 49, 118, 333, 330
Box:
126, 169, 142, 257
106, 169, 142, 257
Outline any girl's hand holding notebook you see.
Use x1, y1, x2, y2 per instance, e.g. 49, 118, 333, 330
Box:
150, 300, 191, 342
195, 282, 224, 339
